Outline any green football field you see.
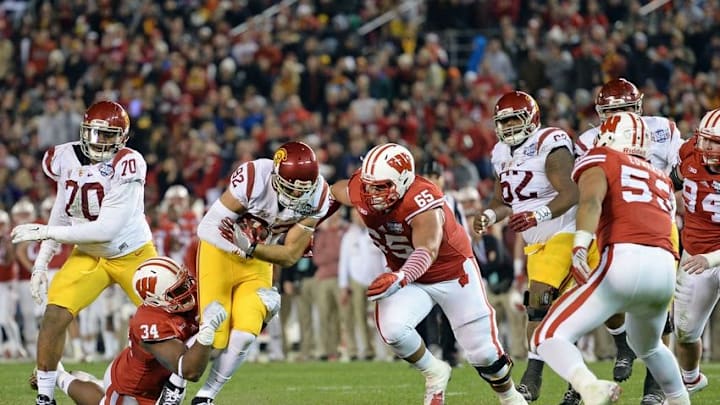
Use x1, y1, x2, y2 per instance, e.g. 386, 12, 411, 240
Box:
1, 360, 717, 404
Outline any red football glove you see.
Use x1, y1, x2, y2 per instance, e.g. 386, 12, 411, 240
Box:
508, 211, 538, 232
367, 271, 407, 302
570, 246, 592, 285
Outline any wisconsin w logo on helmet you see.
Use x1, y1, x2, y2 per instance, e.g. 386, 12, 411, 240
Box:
135, 276, 158, 300
387, 152, 413, 174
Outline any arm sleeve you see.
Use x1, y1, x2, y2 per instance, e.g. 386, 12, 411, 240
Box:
35, 186, 71, 268
196, 199, 241, 254
46, 181, 143, 244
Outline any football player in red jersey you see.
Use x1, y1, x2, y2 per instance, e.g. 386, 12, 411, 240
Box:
671, 108, 720, 397
329, 143, 527, 405
533, 112, 689, 405
43, 256, 226, 405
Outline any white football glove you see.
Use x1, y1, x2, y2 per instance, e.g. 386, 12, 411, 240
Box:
196, 301, 227, 346
257, 287, 281, 323
11, 224, 50, 243
30, 266, 49, 306
570, 246, 592, 285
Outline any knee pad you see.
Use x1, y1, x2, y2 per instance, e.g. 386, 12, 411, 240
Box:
524, 289, 557, 322
227, 330, 256, 356
381, 324, 422, 359
474, 353, 513, 388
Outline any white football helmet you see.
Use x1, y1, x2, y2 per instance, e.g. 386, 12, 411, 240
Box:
132, 256, 196, 313
360, 143, 415, 211
162, 184, 190, 213
695, 108, 720, 166
11, 198, 37, 224
595, 112, 649, 159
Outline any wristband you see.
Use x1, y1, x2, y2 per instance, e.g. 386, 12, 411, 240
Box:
246, 242, 258, 258
295, 223, 315, 233
513, 258, 525, 277
482, 209, 497, 226
573, 230, 594, 249
533, 206, 552, 223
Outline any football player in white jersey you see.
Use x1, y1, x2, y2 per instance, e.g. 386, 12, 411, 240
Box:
576, 78, 683, 405
10, 100, 158, 405
474, 91, 600, 403
190, 140, 330, 405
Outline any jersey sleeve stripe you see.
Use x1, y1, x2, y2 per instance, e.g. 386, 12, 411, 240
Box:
405, 198, 445, 222
576, 140, 589, 154
43, 146, 58, 178
536, 128, 561, 153
669, 120, 677, 139
571, 155, 606, 180
111, 148, 133, 169
245, 161, 256, 201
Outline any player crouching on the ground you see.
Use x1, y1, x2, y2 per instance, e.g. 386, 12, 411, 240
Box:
32, 257, 227, 405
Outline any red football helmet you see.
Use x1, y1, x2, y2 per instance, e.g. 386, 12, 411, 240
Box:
360, 143, 415, 211
595, 78, 643, 120
493, 91, 541, 146
80, 100, 130, 162
271, 141, 319, 211
695, 108, 720, 167
132, 256, 196, 313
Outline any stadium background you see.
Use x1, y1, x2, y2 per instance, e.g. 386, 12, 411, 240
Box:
1, 0, 720, 404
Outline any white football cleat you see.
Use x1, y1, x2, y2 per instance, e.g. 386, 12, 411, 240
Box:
500, 388, 529, 405
662, 391, 691, 405
579, 379, 622, 405
684, 373, 708, 395
424, 361, 452, 405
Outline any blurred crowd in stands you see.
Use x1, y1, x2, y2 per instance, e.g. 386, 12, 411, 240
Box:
2, 0, 720, 362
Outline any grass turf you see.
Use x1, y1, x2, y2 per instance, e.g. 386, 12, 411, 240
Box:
1, 360, 718, 404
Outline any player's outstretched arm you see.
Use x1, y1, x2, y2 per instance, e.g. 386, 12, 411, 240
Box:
474, 178, 511, 235
330, 180, 352, 206
11, 181, 142, 245
197, 190, 249, 257
367, 208, 443, 301
251, 217, 318, 267
146, 301, 227, 382
571, 166, 607, 284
